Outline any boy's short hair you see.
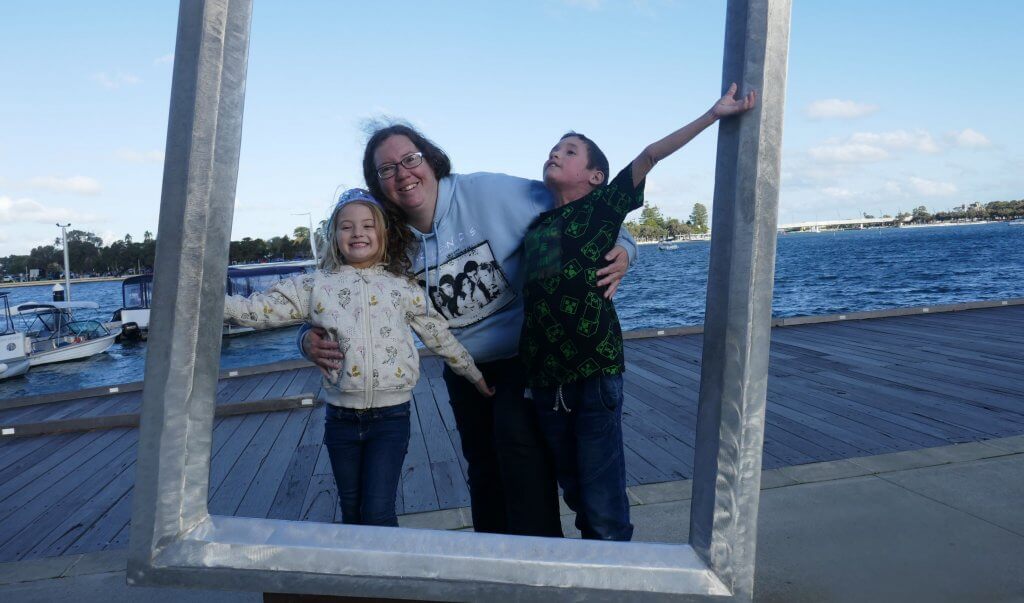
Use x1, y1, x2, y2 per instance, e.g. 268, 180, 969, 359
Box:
561, 131, 609, 186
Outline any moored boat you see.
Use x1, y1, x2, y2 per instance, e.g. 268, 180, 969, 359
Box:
15, 302, 119, 367
0, 292, 30, 380
112, 259, 316, 341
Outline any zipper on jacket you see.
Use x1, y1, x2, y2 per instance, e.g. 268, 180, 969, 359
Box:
360, 274, 374, 409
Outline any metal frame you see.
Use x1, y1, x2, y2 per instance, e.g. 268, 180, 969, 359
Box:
127, 0, 790, 600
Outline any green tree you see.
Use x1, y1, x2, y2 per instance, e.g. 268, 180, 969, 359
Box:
911, 205, 932, 223
689, 203, 709, 234
640, 204, 666, 229
665, 218, 692, 238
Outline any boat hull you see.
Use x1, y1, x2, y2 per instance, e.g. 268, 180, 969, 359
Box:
28, 333, 118, 367
0, 358, 30, 380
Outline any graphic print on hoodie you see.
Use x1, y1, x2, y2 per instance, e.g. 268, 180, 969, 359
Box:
414, 240, 517, 329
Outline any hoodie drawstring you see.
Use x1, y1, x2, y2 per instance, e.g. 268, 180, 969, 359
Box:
418, 230, 441, 316
552, 384, 571, 413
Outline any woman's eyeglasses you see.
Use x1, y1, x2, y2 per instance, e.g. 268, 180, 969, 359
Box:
376, 152, 424, 180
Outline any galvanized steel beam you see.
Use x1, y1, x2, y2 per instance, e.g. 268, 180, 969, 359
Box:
689, 0, 792, 601
129, 0, 790, 600
128, 0, 251, 578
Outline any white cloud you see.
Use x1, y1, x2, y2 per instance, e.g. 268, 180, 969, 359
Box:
849, 130, 940, 154
154, 53, 174, 65
883, 181, 906, 196
0, 195, 99, 224
806, 99, 879, 120
809, 129, 941, 164
116, 148, 165, 163
908, 177, 957, 196
947, 128, 992, 149
92, 71, 141, 89
821, 187, 853, 198
26, 176, 102, 195
808, 143, 889, 163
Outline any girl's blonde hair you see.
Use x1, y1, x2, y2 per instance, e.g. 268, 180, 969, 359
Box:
320, 200, 412, 276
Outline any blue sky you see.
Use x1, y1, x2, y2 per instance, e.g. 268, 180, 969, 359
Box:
1, 1, 1021, 256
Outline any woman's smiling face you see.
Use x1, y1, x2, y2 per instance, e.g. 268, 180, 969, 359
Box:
374, 134, 439, 224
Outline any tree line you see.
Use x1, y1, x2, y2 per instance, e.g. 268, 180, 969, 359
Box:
624, 202, 709, 242
906, 199, 1024, 224
0, 227, 320, 280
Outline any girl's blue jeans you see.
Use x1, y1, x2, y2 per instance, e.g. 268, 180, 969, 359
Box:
532, 374, 633, 541
323, 401, 411, 527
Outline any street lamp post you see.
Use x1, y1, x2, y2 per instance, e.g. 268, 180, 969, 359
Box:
57, 223, 71, 304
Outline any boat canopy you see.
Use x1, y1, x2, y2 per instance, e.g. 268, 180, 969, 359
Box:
122, 261, 315, 306
226, 261, 315, 297
122, 274, 154, 309
15, 301, 100, 315
0, 292, 14, 335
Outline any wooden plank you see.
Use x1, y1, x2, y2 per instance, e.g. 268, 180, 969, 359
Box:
768, 377, 947, 449
786, 365, 1002, 440
620, 409, 692, 480
63, 415, 240, 558
838, 364, 1024, 427
208, 411, 289, 516
400, 385, 439, 514
207, 413, 270, 500
0, 432, 83, 479
766, 394, 895, 455
0, 428, 131, 514
0, 430, 138, 559
267, 443, 320, 521
420, 379, 469, 509
24, 442, 138, 559
235, 408, 311, 518
61, 484, 133, 557
242, 372, 288, 403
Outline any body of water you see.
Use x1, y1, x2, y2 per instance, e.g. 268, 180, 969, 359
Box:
3, 222, 1022, 399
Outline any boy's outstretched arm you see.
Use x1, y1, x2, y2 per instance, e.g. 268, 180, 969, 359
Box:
631, 83, 757, 187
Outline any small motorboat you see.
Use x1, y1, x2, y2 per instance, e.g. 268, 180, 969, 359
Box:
657, 241, 680, 251
14, 301, 119, 367
0, 292, 30, 380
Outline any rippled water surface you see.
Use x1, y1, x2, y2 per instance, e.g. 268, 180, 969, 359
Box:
3, 222, 1022, 398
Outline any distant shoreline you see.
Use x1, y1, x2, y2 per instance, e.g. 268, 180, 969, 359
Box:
636, 219, 1002, 244
1, 276, 125, 289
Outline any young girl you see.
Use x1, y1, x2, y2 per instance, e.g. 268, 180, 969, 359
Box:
224, 188, 493, 527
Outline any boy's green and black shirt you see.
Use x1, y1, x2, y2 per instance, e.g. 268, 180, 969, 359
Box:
520, 163, 645, 387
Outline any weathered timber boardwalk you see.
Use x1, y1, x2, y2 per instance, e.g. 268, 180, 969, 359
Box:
0, 304, 1022, 564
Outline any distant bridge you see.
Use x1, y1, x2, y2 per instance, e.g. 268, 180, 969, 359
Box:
777, 216, 911, 232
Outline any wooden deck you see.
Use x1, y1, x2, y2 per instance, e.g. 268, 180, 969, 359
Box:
0, 304, 1022, 563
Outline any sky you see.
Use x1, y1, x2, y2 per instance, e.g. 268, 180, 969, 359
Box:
1, 1, 1022, 257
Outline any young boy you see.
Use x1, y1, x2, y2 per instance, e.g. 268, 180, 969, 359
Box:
520, 84, 757, 540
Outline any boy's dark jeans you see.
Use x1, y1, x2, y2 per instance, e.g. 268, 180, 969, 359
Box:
532, 374, 633, 541
323, 402, 411, 527
443, 357, 563, 537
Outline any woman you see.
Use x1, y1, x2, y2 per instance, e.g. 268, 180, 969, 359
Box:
302, 124, 636, 537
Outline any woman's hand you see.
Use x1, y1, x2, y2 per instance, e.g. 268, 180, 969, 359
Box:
303, 326, 344, 378
474, 377, 496, 398
596, 245, 630, 299
710, 83, 758, 119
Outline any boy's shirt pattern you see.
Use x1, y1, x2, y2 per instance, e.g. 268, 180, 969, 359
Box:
520, 164, 645, 387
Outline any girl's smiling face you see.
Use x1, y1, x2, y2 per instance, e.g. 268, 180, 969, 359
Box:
335, 202, 381, 268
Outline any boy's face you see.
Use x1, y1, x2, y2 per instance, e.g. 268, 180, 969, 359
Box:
543, 136, 604, 192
